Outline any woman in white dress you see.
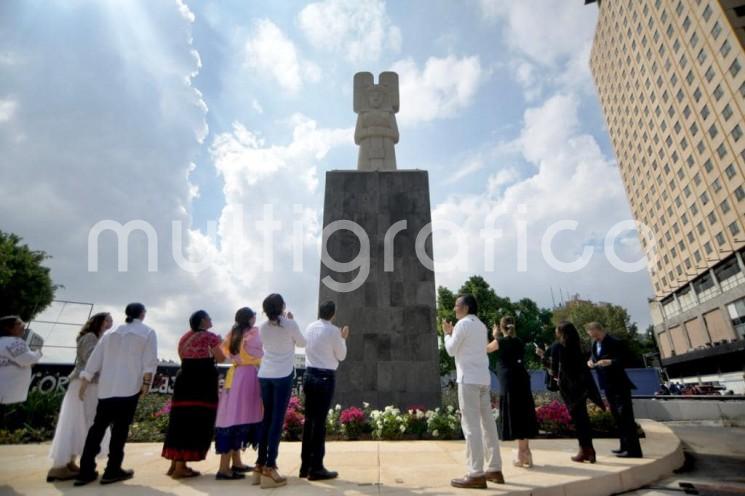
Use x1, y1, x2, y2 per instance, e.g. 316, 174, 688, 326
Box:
46, 312, 113, 482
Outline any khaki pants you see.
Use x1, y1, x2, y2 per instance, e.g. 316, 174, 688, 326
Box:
458, 383, 502, 476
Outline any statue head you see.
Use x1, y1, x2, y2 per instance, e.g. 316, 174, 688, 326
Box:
354, 71, 399, 113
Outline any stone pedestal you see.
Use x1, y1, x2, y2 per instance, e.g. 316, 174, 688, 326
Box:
318, 170, 441, 409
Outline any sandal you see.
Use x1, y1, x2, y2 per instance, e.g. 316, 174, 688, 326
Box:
216, 471, 246, 480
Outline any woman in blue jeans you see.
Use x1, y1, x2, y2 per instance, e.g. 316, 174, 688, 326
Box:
254, 294, 306, 488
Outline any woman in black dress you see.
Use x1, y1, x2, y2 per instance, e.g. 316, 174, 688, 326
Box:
538, 321, 605, 463
486, 316, 538, 468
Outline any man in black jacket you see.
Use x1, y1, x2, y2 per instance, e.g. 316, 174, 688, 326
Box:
586, 322, 643, 458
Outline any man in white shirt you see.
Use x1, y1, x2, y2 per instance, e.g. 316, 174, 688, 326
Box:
75, 303, 158, 486
300, 301, 349, 481
443, 294, 504, 489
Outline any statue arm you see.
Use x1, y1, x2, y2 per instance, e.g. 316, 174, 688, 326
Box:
389, 113, 399, 144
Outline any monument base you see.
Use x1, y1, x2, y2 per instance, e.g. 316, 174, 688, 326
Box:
319, 170, 441, 410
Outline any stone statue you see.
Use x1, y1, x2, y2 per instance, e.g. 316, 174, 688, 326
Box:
354, 72, 399, 171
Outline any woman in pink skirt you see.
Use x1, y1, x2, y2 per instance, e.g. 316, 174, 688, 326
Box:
214, 307, 264, 480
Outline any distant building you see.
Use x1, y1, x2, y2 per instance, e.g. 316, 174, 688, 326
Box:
588, 0, 745, 383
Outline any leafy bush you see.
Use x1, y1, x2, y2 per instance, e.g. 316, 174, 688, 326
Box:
404, 408, 428, 439
282, 396, 304, 441
370, 406, 407, 440
535, 400, 574, 436
326, 404, 342, 436
339, 406, 367, 440
426, 406, 462, 440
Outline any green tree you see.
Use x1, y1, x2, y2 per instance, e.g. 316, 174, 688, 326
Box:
436, 276, 553, 373
0, 231, 57, 321
551, 298, 648, 366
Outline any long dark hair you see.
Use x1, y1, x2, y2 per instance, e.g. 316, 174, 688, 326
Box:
229, 307, 256, 355
125, 303, 145, 323
78, 312, 110, 339
0, 315, 22, 337
262, 294, 284, 325
189, 310, 209, 332
556, 320, 585, 370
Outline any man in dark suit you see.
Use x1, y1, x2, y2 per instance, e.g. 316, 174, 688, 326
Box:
586, 322, 643, 458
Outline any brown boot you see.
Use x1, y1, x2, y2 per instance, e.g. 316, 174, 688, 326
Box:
485, 470, 505, 484
260, 466, 287, 489
571, 447, 596, 464
450, 474, 487, 489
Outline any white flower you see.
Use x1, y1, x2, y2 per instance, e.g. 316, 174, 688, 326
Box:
449, 422, 456, 430
416, 411, 425, 419
447, 405, 455, 413
335, 404, 342, 411
432, 429, 439, 437
363, 402, 370, 408
399, 424, 406, 433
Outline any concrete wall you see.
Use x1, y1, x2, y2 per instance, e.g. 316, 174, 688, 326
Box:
633, 398, 745, 426
319, 170, 441, 409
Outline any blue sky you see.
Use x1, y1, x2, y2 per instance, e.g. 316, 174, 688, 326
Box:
0, 0, 653, 361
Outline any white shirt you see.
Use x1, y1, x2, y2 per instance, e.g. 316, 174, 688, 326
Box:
444, 315, 491, 386
0, 336, 42, 404
258, 317, 306, 379
81, 319, 158, 399
304, 319, 347, 371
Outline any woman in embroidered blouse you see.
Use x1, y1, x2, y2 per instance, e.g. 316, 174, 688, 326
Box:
214, 307, 264, 480
162, 310, 225, 479
0, 315, 43, 406
47, 312, 113, 482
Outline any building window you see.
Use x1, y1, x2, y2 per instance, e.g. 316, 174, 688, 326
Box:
717, 143, 727, 159
690, 31, 698, 48
703, 4, 712, 21
704, 241, 712, 254
675, 1, 683, 16
723, 104, 733, 121
713, 178, 722, 193
740, 81, 745, 98
697, 221, 705, 234
697, 140, 705, 154
695, 172, 703, 185
687, 231, 694, 242
698, 48, 707, 65
730, 221, 741, 236
711, 21, 721, 39
694, 250, 701, 262
691, 202, 699, 216
686, 154, 694, 167
720, 39, 731, 58
701, 191, 709, 205
702, 104, 710, 120
733, 124, 743, 142
683, 16, 691, 31
693, 87, 702, 102
708, 211, 717, 225
709, 123, 718, 139
713, 84, 724, 100
736, 186, 745, 202
721, 198, 730, 214
690, 122, 699, 136
705, 65, 715, 82
725, 164, 736, 179
716, 232, 726, 246
704, 159, 713, 173
731, 59, 742, 77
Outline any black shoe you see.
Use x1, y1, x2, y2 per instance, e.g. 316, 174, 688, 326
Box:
100, 468, 134, 485
216, 471, 246, 480
231, 465, 253, 473
611, 448, 624, 454
615, 451, 643, 458
299, 466, 308, 478
73, 471, 98, 487
308, 468, 338, 481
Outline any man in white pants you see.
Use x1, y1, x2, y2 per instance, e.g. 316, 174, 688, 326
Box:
443, 294, 504, 489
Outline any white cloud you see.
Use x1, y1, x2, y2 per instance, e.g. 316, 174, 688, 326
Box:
245, 19, 320, 94
392, 55, 484, 125
298, 0, 401, 62
431, 93, 653, 327
479, 0, 597, 67
0, 99, 17, 122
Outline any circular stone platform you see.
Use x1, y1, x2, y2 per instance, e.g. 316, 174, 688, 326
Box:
0, 419, 684, 495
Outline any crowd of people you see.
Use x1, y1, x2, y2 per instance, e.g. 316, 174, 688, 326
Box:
0, 292, 643, 490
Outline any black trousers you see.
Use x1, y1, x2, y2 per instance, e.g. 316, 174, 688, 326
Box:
79, 393, 140, 476
301, 368, 335, 472
606, 389, 642, 456
569, 402, 594, 449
